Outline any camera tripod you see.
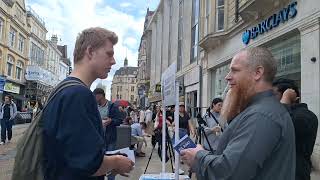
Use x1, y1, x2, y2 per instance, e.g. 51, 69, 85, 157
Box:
144, 127, 175, 174
195, 113, 214, 152
195, 126, 214, 152
187, 114, 215, 178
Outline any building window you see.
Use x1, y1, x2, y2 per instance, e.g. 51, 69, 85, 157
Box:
7, 55, 14, 77
214, 63, 230, 97
18, 34, 25, 53
186, 91, 197, 118
0, 18, 3, 41
9, 27, 16, 48
31, 43, 45, 66
191, 0, 199, 63
268, 35, 301, 75
131, 86, 135, 92
130, 95, 134, 102
15, 8, 24, 23
16, 60, 23, 80
205, 0, 210, 35
177, 0, 183, 71
216, 0, 225, 31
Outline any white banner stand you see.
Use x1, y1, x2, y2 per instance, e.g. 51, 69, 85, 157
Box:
162, 99, 166, 173
160, 63, 179, 179
174, 82, 180, 180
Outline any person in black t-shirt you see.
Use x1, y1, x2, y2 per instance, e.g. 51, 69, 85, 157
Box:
177, 103, 195, 138
0, 95, 17, 145
273, 78, 318, 180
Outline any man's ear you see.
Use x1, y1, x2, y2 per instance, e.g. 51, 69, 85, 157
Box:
85, 46, 94, 60
253, 66, 264, 81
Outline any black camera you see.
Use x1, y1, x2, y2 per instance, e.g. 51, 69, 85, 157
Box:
196, 113, 207, 126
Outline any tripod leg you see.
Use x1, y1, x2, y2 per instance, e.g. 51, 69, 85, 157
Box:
188, 170, 192, 178
201, 128, 214, 153
198, 128, 202, 144
144, 144, 156, 174
166, 141, 174, 172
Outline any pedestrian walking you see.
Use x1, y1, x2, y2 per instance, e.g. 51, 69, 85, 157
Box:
0, 95, 17, 145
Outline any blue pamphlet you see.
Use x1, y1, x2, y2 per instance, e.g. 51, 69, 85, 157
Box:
173, 135, 196, 154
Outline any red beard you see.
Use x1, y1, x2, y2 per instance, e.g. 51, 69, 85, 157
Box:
221, 78, 255, 123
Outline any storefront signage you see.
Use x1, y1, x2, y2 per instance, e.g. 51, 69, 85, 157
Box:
0, 76, 6, 93
25, 65, 44, 81
25, 65, 59, 86
242, 1, 298, 45
4, 82, 20, 94
155, 84, 161, 92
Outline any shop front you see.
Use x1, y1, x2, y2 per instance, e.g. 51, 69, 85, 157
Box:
184, 66, 200, 119
2, 80, 26, 111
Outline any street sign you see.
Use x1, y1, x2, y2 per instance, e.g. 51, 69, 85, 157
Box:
161, 63, 176, 106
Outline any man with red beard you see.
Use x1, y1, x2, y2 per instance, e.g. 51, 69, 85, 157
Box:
181, 47, 295, 180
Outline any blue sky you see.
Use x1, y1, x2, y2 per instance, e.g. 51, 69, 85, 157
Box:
26, 0, 159, 97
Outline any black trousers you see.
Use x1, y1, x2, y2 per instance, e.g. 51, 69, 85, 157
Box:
1, 118, 13, 142
296, 156, 312, 180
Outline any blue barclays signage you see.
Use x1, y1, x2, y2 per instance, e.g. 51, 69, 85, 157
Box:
242, 1, 298, 45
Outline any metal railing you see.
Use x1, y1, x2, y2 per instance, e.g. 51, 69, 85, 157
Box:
14, 112, 33, 124
26, 6, 46, 27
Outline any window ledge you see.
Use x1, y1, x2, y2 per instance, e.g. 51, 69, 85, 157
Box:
199, 21, 244, 51
239, 0, 291, 22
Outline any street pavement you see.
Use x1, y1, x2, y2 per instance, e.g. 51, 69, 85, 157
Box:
1, 123, 320, 180
0, 123, 29, 180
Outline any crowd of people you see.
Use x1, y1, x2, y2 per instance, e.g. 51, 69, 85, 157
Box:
8, 27, 319, 180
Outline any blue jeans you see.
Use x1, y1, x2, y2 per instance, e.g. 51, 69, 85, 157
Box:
106, 142, 116, 180
1, 118, 13, 143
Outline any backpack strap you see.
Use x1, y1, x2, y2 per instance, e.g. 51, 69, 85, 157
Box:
42, 79, 86, 111
209, 111, 224, 132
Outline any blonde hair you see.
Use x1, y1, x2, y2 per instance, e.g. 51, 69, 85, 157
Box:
73, 27, 118, 64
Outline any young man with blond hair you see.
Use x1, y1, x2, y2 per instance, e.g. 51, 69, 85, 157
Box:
42, 27, 134, 180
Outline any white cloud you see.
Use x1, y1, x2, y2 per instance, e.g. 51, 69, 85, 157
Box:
26, 0, 151, 99
120, 2, 133, 8
124, 37, 138, 49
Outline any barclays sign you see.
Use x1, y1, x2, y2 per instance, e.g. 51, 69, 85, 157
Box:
242, 1, 298, 45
